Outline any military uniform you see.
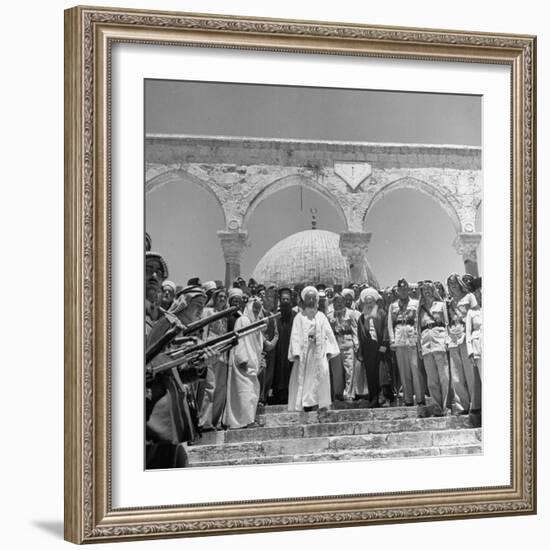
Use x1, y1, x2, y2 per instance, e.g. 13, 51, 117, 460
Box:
418, 299, 450, 414
388, 290, 424, 406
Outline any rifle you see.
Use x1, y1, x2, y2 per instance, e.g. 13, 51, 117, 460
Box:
148, 312, 281, 377
145, 306, 239, 364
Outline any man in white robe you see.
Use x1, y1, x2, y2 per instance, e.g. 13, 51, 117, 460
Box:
288, 286, 340, 412
223, 297, 265, 428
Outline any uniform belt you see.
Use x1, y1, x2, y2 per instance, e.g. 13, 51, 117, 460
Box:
421, 322, 445, 332
394, 320, 415, 327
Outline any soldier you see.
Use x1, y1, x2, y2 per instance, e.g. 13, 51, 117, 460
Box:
145, 251, 168, 332
411, 281, 429, 398
145, 285, 220, 469
408, 282, 420, 300
466, 277, 483, 426
383, 286, 400, 399
387, 278, 425, 407
417, 281, 450, 416
328, 293, 358, 401
446, 273, 477, 415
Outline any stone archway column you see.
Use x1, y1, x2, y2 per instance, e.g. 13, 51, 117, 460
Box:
217, 230, 249, 288
339, 231, 372, 284
453, 232, 482, 277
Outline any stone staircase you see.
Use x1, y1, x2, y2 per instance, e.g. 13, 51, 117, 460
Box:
187, 400, 482, 468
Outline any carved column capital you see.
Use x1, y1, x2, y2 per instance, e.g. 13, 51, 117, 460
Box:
339, 231, 372, 283
453, 232, 482, 262
217, 230, 249, 264
339, 231, 371, 262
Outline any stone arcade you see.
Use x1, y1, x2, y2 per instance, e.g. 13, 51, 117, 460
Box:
146, 134, 482, 287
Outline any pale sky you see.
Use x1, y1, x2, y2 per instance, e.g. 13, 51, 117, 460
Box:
145, 80, 482, 288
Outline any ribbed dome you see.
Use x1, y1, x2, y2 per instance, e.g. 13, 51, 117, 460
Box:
252, 229, 378, 287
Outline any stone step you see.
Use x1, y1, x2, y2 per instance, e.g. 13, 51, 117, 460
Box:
258, 399, 375, 414
187, 428, 482, 464
197, 415, 472, 446
258, 395, 444, 415
257, 406, 421, 428
188, 443, 482, 467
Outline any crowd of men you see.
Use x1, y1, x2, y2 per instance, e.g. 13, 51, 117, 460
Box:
145, 234, 483, 469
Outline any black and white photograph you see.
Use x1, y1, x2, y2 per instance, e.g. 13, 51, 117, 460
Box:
55, 1, 541, 544
144, 80, 483, 470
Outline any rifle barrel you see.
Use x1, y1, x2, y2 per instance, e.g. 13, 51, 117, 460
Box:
151, 311, 280, 375
145, 306, 238, 363
179, 306, 239, 337
171, 312, 280, 357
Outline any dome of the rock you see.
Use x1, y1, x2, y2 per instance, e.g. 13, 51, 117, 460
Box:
252, 229, 379, 287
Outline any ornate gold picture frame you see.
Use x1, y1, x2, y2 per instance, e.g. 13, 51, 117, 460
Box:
64, 5, 536, 544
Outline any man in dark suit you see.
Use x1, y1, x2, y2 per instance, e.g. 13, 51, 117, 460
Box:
271, 288, 296, 404
356, 287, 389, 408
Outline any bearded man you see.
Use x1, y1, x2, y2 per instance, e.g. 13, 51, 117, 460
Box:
287, 286, 339, 412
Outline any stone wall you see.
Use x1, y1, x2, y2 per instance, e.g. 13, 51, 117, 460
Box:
146, 134, 480, 170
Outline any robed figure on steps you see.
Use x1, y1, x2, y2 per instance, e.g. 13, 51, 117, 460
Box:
287, 286, 340, 412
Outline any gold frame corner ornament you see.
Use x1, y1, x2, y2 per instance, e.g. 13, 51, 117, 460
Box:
64, 5, 536, 544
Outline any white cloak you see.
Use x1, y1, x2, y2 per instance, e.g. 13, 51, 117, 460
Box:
287, 310, 340, 411
223, 312, 264, 428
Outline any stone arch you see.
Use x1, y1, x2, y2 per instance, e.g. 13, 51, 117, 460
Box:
363, 176, 462, 233
242, 174, 349, 230
145, 169, 227, 228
